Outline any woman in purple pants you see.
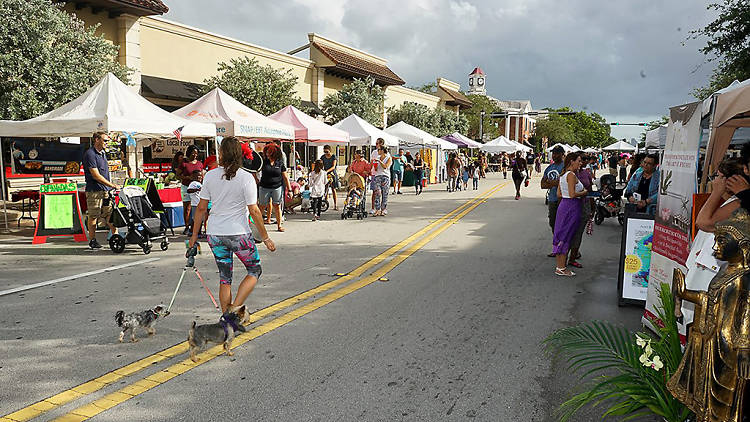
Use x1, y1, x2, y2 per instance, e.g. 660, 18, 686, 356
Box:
553, 152, 588, 276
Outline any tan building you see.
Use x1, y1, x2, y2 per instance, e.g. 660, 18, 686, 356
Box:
62, 0, 468, 122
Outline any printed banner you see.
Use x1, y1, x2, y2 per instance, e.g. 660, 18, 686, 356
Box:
619, 215, 654, 303
643, 102, 701, 328
150, 138, 194, 159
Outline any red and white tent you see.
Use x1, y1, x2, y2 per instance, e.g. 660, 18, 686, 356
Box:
268, 106, 349, 143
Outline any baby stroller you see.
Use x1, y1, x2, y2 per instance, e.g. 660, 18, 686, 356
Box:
341, 173, 367, 220
109, 186, 169, 254
594, 174, 624, 226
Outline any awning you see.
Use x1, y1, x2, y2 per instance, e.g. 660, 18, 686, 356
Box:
312, 42, 405, 86
141, 75, 204, 102
300, 101, 324, 116
438, 86, 472, 109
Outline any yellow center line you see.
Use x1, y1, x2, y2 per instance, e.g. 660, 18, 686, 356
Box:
52, 180, 509, 422
2, 181, 506, 422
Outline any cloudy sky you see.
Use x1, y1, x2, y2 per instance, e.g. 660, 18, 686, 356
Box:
164, 0, 718, 140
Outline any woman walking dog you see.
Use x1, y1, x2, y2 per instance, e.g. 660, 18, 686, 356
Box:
187, 137, 276, 313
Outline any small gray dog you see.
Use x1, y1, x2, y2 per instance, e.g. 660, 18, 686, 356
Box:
188, 305, 247, 362
115, 304, 165, 343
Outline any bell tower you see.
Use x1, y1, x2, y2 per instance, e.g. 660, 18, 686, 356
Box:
467, 67, 486, 96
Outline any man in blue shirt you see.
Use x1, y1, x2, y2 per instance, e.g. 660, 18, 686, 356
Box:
391, 148, 406, 194
541, 146, 565, 257
83, 132, 118, 249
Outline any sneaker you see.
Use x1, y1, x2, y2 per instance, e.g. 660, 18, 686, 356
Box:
369, 209, 376, 215
397, 191, 403, 195
383, 209, 388, 215
89, 239, 102, 249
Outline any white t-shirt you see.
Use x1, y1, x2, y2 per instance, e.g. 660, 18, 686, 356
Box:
188, 181, 202, 206
374, 152, 392, 177
309, 170, 327, 198
199, 167, 257, 236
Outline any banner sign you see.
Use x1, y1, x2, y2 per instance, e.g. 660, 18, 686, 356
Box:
150, 138, 194, 159
9, 139, 85, 175
643, 102, 702, 328
618, 210, 654, 305
32, 183, 86, 245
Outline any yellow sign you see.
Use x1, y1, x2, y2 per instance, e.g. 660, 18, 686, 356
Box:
624, 255, 642, 273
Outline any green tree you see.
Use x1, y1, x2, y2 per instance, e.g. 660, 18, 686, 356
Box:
407, 82, 437, 94
321, 77, 385, 127
0, 0, 130, 120
533, 108, 612, 148
203, 56, 300, 115
691, 0, 750, 99
463, 94, 503, 141
387, 103, 467, 137
639, 116, 669, 142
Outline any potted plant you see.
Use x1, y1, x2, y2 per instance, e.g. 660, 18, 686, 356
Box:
544, 283, 692, 421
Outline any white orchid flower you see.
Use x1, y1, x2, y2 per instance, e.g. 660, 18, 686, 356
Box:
639, 353, 650, 366
644, 344, 653, 357
651, 355, 663, 371
636, 336, 648, 348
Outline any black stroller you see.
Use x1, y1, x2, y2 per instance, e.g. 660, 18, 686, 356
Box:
341, 173, 367, 220
109, 186, 169, 254
594, 174, 625, 226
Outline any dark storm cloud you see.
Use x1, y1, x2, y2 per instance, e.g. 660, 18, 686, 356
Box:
164, 0, 718, 128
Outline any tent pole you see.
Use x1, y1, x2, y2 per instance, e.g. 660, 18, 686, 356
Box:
0, 137, 8, 232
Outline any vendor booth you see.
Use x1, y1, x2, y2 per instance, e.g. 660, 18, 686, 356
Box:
385, 121, 443, 184
480, 136, 517, 153
603, 140, 637, 152
333, 114, 399, 148
0, 73, 216, 236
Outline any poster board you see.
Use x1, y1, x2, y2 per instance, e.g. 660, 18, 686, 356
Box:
150, 139, 194, 159
617, 209, 654, 306
32, 182, 87, 244
123, 178, 165, 212
643, 102, 701, 331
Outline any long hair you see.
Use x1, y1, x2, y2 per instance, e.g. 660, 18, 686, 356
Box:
219, 136, 242, 180
171, 151, 184, 171
313, 159, 324, 173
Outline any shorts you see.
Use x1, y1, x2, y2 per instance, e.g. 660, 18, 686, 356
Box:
259, 186, 284, 205
391, 168, 403, 182
181, 185, 190, 202
207, 233, 262, 285
86, 190, 112, 220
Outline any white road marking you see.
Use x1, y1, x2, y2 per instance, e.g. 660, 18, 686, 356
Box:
0, 258, 160, 297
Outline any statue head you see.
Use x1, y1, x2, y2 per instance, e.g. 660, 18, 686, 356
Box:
714, 208, 750, 264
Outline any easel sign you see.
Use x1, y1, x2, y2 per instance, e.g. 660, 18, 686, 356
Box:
617, 207, 655, 306
32, 182, 86, 244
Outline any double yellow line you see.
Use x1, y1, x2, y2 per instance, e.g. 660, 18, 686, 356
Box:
2, 180, 508, 422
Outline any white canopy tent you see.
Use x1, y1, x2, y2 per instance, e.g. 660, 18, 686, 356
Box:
0, 73, 215, 140
480, 136, 517, 153
384, 121, 441, 147
603, 140, 637, 151
509, 139, 532, 153
645, 125, 668, 149
447, 132, 483, 148
173, 88, 294, 140
583, 147, 600, 153
333, 114, 399, 147
546, 143, 577, 153
435, 138, 458, 150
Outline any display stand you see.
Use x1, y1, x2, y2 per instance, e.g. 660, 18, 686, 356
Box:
32, 182, 87, 244
617, 206, 655, 306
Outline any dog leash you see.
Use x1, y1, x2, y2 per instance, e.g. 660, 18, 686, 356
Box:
165, 258, 220, 316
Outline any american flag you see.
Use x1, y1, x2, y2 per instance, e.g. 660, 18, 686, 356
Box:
173, 126, 184, 142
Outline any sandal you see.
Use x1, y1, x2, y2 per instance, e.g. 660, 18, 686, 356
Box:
575, 253, 582, 260
555, 267, 576, 277
547, 252, 556, 258
277, 226, 285, 232
568, 261, 583, 268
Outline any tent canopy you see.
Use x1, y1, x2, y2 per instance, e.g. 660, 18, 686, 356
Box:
332, 114, 399, 147
443, 132, 482, 149
435, 137, 458, 150
509, 139, 532, 152
645, 125, 668, 149
602, 140, 637, 151
481, 136, 517, 153
705, 78, 750, 172
173, 88, 294, 140
268, 105, 349, 143
546, 143, 577, 153
384, 121, 440, 147
583, 147, 599, 153
0, 73, 215, 139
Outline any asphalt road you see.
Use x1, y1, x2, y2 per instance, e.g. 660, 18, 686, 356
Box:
0, 172, 645, 421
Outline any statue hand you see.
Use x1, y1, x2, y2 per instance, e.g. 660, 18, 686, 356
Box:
672, 270, 686, 298
738, 350, 750, 380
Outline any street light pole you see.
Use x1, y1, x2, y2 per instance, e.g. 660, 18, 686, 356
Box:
479, 109, 485, 142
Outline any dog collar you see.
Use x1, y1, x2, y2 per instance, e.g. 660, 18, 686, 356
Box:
219, 315, 240, 341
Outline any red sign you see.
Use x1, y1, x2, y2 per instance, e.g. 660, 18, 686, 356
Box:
652, 223, 690, 265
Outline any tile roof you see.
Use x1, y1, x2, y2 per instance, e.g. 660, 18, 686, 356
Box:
312, 42, 405, 86
439, 86, 472, 108
469, 67, 485, 76
106, 0, 168, 14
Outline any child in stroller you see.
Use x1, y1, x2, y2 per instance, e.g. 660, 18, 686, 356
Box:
341, 173, 367, 220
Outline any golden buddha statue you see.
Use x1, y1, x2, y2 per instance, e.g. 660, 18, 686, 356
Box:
668, 208, 750, 422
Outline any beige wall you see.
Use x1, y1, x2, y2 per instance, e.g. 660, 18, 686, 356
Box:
64, 4, 118, 43
139, 18, 315, 101
322, 73, 350, 101
384, 86, 441, 110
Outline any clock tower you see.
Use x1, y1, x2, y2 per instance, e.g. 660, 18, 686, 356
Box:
467, 67, 486, 96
